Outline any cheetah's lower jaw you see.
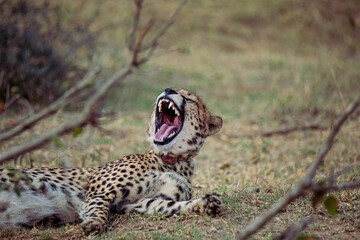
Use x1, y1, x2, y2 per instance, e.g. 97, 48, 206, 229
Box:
154, 120, 178, 141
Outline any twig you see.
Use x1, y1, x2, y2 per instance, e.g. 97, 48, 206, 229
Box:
128, 0, 143, 52
0, 68, 132, 164
236, 95, 360, 240
17, 96, 34, 116
309, 180, 360, 193
95, 125, 124, 138
131, 19, 155, 67
228, 124, 327, 139
236, 178, 306, 240
140, 0, 187, 52
0, 66, 100, 142
273, 217, 314, 240
137, 41, 158, 66
304, 96, 360, 183
325, 166, 352, 182
0, 96, 37, 132
0, 94, 20, 116
272, 179, 360, 239
128, 0, 187, 67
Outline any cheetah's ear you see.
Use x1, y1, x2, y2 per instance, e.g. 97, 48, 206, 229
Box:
207, 115, 223, 136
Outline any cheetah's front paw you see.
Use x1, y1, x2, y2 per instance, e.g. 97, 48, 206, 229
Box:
202, 193, 223, 217
81, 218, 107, 235
190, 193, 223, 216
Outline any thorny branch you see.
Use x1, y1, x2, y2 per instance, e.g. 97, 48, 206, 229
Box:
0, 0, 187, 164
236, 95, 360, 240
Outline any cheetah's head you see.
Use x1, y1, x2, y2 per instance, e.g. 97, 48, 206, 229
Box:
148, 88, 222, 164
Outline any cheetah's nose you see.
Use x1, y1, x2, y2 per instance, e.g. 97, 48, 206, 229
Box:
164, 88, 177, 95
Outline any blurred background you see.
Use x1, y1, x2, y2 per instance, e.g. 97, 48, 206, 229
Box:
1, 0, 359, 118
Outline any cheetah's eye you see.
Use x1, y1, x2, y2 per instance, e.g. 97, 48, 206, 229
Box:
154, 97, 184, 145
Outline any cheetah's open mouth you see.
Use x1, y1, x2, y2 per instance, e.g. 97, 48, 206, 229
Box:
154, 97, 184, 145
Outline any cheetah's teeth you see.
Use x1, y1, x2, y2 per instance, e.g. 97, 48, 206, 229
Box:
170, 102, 180, 116
168, 132, 175, 138
158, 101, 162, 112
158, 99, 180, 116
169, 102, 180, 116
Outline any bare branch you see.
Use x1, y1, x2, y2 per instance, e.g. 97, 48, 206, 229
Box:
95, 125, 124, 138
228, 124, 327, 138
137, 41, 158, 66
131, 19, 155, 67
310, 180, 360, 193
140, 0, 187, 52
0, 94, 20, 116
325, 166, 352, 183
0, 66, 100, 142
304, 95, 360, 184
273, 217, 314, 240
236, 179, 305, 240
0, 68, 132, 164
17, 96, 35, 116
236, 95, 360, 240
127, 0, 143, 52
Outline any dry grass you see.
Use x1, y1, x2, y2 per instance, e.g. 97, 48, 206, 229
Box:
1, 0, 360, 239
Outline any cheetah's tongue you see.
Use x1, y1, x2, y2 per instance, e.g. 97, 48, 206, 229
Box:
155, 115, 180, 141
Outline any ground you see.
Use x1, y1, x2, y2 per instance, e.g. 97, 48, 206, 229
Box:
1, 0, 360, 239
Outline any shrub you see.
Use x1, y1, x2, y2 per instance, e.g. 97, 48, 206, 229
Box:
0, 0, 97, 105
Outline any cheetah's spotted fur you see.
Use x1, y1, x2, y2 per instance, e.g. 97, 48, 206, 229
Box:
0, 88, 223, 235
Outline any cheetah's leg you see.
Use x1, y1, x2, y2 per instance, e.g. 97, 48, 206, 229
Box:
120, 172, 223, 217
80, 192, 116, 235
122, 193, 223, 217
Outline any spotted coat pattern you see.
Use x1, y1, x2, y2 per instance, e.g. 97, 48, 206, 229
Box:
0, 88, 223, 235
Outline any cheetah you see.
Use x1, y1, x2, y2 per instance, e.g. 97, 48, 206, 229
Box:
0, 88, 223, 235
